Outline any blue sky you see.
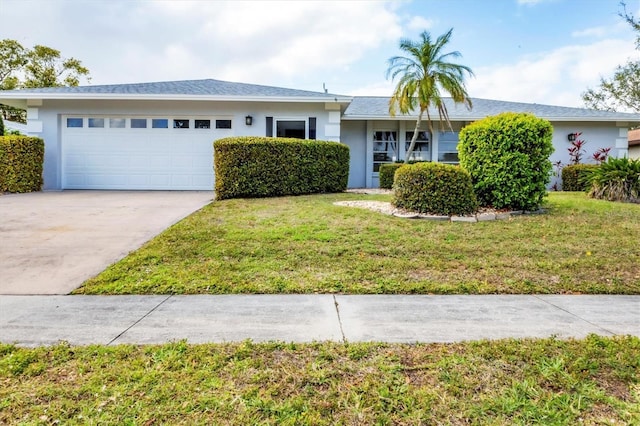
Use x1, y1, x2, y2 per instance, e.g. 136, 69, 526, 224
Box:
0, 0, 638, 108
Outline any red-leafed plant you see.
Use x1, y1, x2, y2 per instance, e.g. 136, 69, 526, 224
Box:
592, 147, 612, 164
568, 132, 586, 165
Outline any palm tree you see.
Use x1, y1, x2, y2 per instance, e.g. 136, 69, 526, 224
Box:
387, 28, 474, 162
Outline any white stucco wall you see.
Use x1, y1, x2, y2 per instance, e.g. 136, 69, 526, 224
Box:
28, 99, 342, 190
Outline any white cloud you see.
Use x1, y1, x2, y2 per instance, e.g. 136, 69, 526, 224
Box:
468, 38, 637, 107
0, 0, 402, 87
571, 27, 608, 38
516, 0, 549, 5
406, 16, 435, 32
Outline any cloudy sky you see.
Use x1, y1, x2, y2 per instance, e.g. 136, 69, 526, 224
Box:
0, 0, 638, 108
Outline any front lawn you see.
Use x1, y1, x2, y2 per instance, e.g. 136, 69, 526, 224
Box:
1, 336, 638, 424
75, 192, 640, 295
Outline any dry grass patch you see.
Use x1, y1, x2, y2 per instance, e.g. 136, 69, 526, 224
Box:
1, 336, 638, 424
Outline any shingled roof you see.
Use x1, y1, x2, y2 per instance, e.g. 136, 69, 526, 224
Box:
344, 96, 640, 122
0, 79, 351, 102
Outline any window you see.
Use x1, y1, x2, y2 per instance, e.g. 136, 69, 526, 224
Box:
309, 117, 317, 140
173, 119, 189, 129
438, 131, 460, 163
131, 118, 147, 129
109, 118, 126, 128
373, 131, 398, 172
215, 119, 232, 129
195, 119, 211, 129
152, 119, 168, 129
266, 117, 273, 136
277, 120, 305, 139
88, 118, 104, 128
66, 118, 83, 128
405, 131, 430, 161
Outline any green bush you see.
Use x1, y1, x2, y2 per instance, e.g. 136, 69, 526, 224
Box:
0, 114, 5, 136
379, 163, 405, 189
214, 136, 350, 200
562, 164, 598, 192
393, 162, 478, 216
588, 157, 640, 203
0, 135, 44, 193
458, 112, 554, 210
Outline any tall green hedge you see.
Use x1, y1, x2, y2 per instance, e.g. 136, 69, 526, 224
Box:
562, 164, 598, 192
0, 135, 44, 193
379, 163, 404, 189
393, 162, 478, 216
214, 136, 349, 199
458, 112, 554, 210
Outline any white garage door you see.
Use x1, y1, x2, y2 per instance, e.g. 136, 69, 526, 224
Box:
62, 116, 232, 190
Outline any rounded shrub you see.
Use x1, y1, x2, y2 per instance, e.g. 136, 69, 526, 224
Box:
379, 163, 405, 189
393, 162, 478, 216
458, 112, 554, 210
561, 164, 598, 192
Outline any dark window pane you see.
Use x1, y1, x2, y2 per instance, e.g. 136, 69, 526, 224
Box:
66, 118, 83, 128
131, 119, 147, 128
266, 117, 273, 137
152, 119, 168, 129
195, 119, 211, 129
215, 119, 232, 129
174, 119, 189, 129
309, 117, 316, 140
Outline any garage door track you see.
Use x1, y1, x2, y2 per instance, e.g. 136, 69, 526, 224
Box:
0, 191, 213, 294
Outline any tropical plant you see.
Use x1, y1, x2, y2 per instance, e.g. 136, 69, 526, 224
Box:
386, 29, 474, 162
588, 156, 640, 203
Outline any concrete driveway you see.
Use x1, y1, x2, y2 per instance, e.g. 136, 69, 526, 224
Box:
0, 191, 213, 295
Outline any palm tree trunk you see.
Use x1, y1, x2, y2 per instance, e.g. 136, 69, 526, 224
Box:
405, 107, 425, 162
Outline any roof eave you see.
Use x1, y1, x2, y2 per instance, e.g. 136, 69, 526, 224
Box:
0, 92, 353, 104
342, 114, 640, 123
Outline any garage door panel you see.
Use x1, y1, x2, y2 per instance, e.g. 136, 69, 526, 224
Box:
62, 117, 216, 190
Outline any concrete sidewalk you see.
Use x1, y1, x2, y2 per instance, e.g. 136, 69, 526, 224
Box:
1, 295, 638, 346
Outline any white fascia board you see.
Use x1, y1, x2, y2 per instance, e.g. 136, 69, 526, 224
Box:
0, 92, 353, 104
341, 115, 640, 123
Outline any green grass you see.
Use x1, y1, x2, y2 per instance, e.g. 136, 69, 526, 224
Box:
75, 192, 640, 295
1, 336, 638, 424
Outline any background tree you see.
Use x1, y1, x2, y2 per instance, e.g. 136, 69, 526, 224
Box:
582, 2, 640, 112
23, 45, 90, 88
0, 39, 90, 122
386, 28, 474, 162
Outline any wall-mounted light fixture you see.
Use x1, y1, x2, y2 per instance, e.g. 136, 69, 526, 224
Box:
245, 115, 253, 126
567, 133, 576, 142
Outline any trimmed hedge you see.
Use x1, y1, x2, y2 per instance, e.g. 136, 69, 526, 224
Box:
0, 135, 44, 193
393, 162, 478, 216
214, 136, 349, 200
562, 164, 598, 192
379, 163, 405, 189
458, 112, 554, 210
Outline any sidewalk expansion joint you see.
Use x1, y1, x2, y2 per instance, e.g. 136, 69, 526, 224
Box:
533, 295, 617, 336
107, 295, 173, 345
333, 295, 347, 344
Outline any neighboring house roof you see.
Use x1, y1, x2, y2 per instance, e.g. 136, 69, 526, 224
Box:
0, 79, 352, 104
343, 96, 640, 123
629, 129, 640, 147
